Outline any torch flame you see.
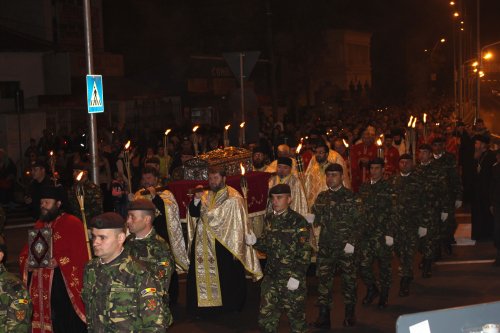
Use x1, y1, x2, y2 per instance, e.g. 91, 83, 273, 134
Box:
342, 139, 349, 148
124, 140, 131, 150
192, 125, 199, 133
240, 163, 245, 176
412, 117, 417, 128
76, 170, 84, 181
49, 151, 54, 156
165, 129, 171, 136
224, 124, 230, 130
423, 113, 427, 124
240, 122, 245, 128
296, 143, 302, 154
407, 115, 414, 127
376, 138, 383, 146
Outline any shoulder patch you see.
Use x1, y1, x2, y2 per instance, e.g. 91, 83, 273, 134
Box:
15, 299, 29, 305
140, 287, 157, 297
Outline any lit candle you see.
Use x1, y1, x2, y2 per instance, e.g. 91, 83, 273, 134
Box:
295, 143, 304, 173
164, 129, 171, 156
406, 115, 413, 154
224, 124, 230, 148
376, 138, 384, 158
423, 113, 428, 142
124, 140, 132, 194
192, 126, 199, 156
239, 122, 246, 147
411, 118, 417, 162
343, 139, 352, 183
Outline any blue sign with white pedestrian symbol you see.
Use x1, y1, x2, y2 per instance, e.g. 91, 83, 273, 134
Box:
86, 75, 104, 113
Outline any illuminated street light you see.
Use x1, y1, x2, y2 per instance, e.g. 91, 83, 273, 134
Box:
453, 12, 460, 17
483, 52, 493, 60
450, 1, 455, 5
473, 68, 478, 73
479, 71, 485, 77
440, 38, 446, 43
472, 61, 478, 67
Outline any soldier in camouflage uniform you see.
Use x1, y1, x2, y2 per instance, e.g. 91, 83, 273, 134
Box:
390, 154, 422, 296
68, 169, 103, 224
312, 163, 360, 328
415, 144, 447, 278
125, 199, 175, 327
246, 184, 311, 333
358, 158, 395, 309
82, 212, 166, 332
0, 243, 32, 333
431, 137, 463, 257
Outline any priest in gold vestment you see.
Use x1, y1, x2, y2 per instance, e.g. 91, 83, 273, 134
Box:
186, 167, 262, 316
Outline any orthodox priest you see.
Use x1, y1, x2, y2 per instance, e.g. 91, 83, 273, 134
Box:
268, 157, 308, 216
19, 186, 89, 333
134, 166, 189, 304
186, 167, 262, 316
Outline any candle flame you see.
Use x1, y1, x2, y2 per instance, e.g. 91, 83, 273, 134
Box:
342, 139, 349, 148
49, 151, 54, 156
240, 122, 245, 128
376, 138, 383, 146
76, 170, 84, 181
124, 140, 131, 150
165, 129, 171, 136
224, 124, 230, 130
423, 113, 427, 124
240, 163, 245, 175
192, 125, 199, 133
412, 117, 417, 128
407, 115, 414, 127
296, 143, 302, 154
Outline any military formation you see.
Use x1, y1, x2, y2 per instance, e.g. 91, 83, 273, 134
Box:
6, 123, 497, 333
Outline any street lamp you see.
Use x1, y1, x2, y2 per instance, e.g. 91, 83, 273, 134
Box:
477, 40, 500, 120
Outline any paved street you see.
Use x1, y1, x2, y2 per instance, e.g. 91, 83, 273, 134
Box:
3, 208, 500, 332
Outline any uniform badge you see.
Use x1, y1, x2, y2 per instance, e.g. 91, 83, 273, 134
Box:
15, 299, 29, 305
299, 236, 306, 244
140, 288, 157, 297
16, 310, 26, 321
146, 299, 157, 311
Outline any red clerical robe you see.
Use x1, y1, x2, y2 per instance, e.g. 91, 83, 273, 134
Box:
350, 143, 377, 192
384, 145, 400, 178
19, 213, 89, 332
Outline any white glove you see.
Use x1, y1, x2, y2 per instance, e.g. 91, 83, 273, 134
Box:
304, 213, 315, 224
441, 212, 448, 222
287, 277, 300, 291
455, 200, 462, 209
245, 232, 257, 246
385, 236, 394, 246
344, 243, 355, 254
418, 227, 427, 238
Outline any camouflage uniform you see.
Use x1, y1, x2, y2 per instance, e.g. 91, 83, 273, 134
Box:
82, 251, 166, 332
311, 186, 359, 325
125, 228, 175, 327
253, 209, 311, 333
414, 161, 447, 275
433, 152, 463, 251
0, 263, 32, 333
68, 179, 103, 224
358, 179, 395, 306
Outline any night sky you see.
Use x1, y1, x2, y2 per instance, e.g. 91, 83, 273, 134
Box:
102, 0, 500, 106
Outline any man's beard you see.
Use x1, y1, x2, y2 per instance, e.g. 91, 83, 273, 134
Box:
394, 138, 402, 145
40, 206, 61, 222
253, 160, 265, 169
316, 157, 327, 164
210, 183, 225, 193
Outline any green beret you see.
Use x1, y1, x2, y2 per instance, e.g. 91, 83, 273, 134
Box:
399, 153, 413, 161
128, 199, 156, 212
277, 157, 292, 167
90, 212, 125, 229
269, 184, 291, 196
369, 157, 385, 167
325, 163, 343, 174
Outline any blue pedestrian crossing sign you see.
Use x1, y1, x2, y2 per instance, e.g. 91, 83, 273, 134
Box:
86, 75, 104, 113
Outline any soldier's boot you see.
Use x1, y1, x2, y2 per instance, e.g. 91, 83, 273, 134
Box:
422, 259, 432, 278
378, 288, 389, 308
313, 306, 331, 329
398, 277, 411, 297
343, 304, 356, 327
362, 284, 379, 305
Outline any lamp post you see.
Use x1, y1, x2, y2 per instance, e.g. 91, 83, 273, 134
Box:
477, 40, 500, 121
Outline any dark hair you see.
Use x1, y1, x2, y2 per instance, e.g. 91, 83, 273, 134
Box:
208, 166, 226, 177
315, 142, 329, 153
142, 166, 160, 178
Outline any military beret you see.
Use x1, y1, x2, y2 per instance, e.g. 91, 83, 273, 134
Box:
269, 184, 291, 196
40, 186, 63, 201
325, 163, 343, 174
31, 159, 48, 170
90, 212, 125, 229
145, 157, 160, 165
128, 199, 156, 212
419, 144, 432, 151
473, 134, 490, 144
369, 157, 385, 166
277, 157, 292, 167
432, 137, 445, 144
399, 153, 413, 161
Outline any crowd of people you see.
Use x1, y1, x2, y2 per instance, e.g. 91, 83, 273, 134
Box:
0, 102, 499, 332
